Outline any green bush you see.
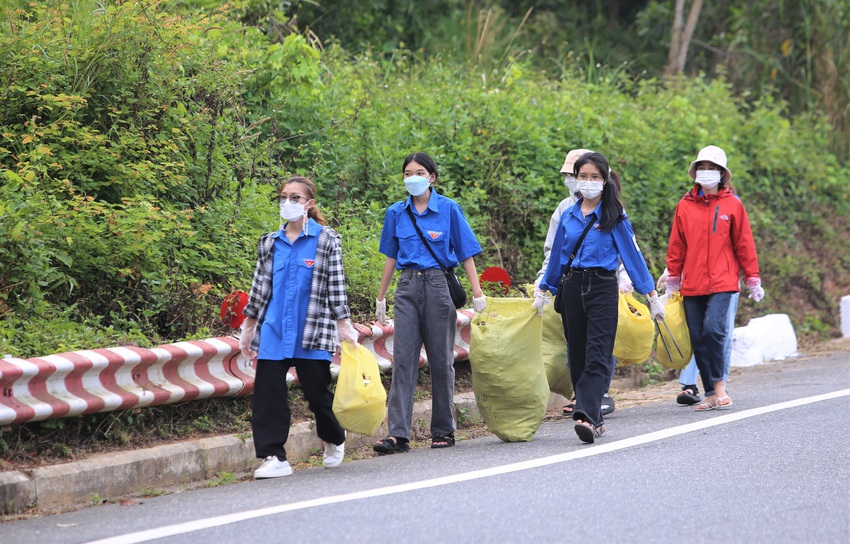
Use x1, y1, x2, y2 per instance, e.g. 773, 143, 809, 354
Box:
1, 1, 848, 358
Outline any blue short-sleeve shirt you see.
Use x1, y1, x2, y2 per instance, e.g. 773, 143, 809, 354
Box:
258, 220, 332, 362
379, 190, 482, 269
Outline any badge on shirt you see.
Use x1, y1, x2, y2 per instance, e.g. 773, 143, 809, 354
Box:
303, 259, 315, 267
427, 230, 444, 240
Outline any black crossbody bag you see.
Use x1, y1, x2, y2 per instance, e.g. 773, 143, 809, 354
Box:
554, 220, 596, 314
405, 206, 468, 309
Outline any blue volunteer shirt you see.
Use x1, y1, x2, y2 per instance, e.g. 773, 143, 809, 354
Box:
258, 219, 331, 362
379, 190, 482, 269
540, 198, 655, 295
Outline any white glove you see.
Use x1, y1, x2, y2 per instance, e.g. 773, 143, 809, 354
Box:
746, 277, 764, 302
618, 278, 634, 293
531, 288, 550, 316
656, 268, 669, 292
375, 298, 387, 325
646, 294, 666, 321
666, 275, 681, 294
472, 295, 487, 313
239, 318, 258, 359
337, 318, 359, 345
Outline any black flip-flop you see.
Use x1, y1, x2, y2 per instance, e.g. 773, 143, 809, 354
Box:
562, 398, 576, 416
574, 421, 604, 444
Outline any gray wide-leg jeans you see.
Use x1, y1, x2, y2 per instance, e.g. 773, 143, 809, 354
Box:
387, 268, 457, 440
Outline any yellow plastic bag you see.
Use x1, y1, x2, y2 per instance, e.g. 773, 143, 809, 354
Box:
613, 291, 655, 365
656, 293, 693, 369
541, 299, 573, 400
332, 343, 387, 436
522, 284, 572, 399
470, 298, 550, 442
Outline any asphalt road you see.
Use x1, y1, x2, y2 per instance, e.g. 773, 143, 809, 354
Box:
2, 352, 848, 544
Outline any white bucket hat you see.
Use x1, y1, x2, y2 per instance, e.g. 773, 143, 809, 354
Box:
559, 148, 594, 175
688, 145, 732, 183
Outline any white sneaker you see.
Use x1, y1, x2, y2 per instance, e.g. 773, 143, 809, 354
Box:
322, 441, 345, 468
254, 456, 292, 479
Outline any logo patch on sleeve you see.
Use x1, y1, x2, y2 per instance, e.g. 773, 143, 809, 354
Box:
303, 259, 315, 267
427, 230, 443, 239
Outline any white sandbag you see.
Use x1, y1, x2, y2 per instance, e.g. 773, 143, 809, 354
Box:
731, 313, 798, 367
841, 295, 850, 338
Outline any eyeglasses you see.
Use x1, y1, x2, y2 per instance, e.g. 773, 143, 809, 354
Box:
576, 174, 604, 182
279, 195, 307, 204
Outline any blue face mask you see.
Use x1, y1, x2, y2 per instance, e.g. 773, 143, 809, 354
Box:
404, 175, 431, 196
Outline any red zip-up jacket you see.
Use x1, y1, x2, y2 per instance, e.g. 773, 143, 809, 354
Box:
666, 186, 760, 296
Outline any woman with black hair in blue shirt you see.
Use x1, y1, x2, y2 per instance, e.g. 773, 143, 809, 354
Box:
539, 152, 665, 443
373, 152, 486, 453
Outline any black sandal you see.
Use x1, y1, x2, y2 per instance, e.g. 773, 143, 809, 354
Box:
677, 387, 701, 406
574, 420, 604, 444
562, 398, 576, 416
372, 436, 410, 454
431, 433, 455, 449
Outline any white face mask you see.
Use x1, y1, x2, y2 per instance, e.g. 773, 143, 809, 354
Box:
280, 199, 306, 222
403, 175, 431, 196
564, 175, 578, 195
695, 170, 722, 189
577, 180, 604, 200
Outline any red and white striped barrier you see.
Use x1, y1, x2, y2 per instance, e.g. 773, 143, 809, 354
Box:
0, 312, 476, 426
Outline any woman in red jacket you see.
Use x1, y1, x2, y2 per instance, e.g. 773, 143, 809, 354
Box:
665, 145, 765, 411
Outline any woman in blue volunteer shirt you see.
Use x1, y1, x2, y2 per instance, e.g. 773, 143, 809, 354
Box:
373, 152, 486, 453
540, 152, 665, 443
239, 176, 358, 478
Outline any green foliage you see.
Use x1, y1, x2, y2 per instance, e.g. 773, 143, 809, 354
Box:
1, 0, 849, 361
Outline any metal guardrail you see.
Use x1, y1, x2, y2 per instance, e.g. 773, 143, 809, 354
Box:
0, 311, 475, 427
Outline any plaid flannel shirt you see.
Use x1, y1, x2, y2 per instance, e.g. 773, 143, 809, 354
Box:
243, 225, 350, 353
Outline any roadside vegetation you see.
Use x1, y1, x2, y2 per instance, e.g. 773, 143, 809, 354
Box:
1, 1, 848, 462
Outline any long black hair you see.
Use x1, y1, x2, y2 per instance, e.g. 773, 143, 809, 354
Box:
402, 152, 439, 180
573, 152, 624, 232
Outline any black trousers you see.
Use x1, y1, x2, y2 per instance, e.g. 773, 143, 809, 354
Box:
252, 357, 345, 461
558, 269, 619, 428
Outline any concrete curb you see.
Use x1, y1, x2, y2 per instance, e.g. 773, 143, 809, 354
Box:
1, 391, 487, 514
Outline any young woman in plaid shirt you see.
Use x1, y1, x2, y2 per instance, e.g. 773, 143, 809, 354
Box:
239, 176, 358, 478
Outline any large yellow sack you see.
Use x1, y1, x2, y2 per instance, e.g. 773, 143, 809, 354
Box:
470, 298, 550, 442
613, 291, 655, 365
656, 293, 693, 369
541, 300, 573, 399
333, 343, 387, 436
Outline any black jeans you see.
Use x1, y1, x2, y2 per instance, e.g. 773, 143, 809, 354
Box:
558, 269, 619, 427
252, 357, 345, 461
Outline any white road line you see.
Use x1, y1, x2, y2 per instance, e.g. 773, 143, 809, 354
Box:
87, 389, 850, 544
